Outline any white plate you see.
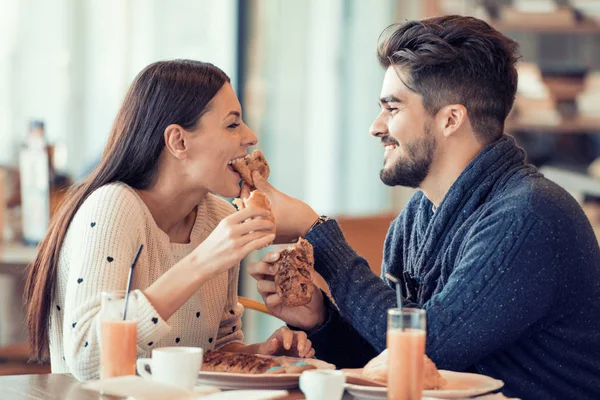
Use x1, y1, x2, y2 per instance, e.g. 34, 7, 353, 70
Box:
197, 357, 335, 390
199, 390, 289, 400
345, 370, 504, 400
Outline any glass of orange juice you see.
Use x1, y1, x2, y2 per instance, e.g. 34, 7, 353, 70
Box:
100, 290, 138, 379
387, 308, 426, 400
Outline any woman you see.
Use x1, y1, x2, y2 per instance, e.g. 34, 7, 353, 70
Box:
24, 60, 314, 381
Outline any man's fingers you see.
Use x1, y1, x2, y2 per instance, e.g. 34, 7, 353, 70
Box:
265, 293, 283, 308
247, 261, 274, 280
257, 279, 277, 295
261, 251, 280, 263
252, 171, 272, 193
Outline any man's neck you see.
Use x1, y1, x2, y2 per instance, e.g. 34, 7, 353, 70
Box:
420, 140, 484, 208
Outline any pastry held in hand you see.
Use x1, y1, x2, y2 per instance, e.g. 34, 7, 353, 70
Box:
274, 237, 314, 307
362, 349, 446, 390
232, 190, 275, 225
230, 150, 270, 187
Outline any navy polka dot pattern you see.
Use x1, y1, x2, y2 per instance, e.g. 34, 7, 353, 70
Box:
48, 185, 245, 380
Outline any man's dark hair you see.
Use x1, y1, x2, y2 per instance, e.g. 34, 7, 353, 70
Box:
377, 15, 519, 143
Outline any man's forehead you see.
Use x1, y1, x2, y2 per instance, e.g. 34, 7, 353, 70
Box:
380, 66, 411, 100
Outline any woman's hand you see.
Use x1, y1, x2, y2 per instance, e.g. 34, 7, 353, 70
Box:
242, 171, 319, 244
189, 207, 275, 279
256, 326, 315, 358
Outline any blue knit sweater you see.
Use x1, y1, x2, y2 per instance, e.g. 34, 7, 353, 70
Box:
304, 135, 600, 400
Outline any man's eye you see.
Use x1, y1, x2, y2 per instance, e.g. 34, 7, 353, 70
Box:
386, 107, 398, 113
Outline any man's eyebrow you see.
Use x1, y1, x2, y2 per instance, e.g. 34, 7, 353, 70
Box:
379, 95, 402, 104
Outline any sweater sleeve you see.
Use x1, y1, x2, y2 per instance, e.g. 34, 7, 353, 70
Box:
303, 292, 378, 368
61, 186, 171, 380
306, 213, 560, 371
215, 265, 244, 349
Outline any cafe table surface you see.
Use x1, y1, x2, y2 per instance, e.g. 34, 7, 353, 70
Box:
0, 373, 364, 400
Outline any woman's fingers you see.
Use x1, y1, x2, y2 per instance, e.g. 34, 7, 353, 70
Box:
240, 233, 276, 255
234, 218, 275, 236
228, 206, 271, 224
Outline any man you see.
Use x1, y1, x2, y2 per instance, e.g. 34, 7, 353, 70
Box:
248, 15, 600, 400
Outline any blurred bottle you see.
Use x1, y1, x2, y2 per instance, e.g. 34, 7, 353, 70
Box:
0, 168, 5, 243
19, 120, 51, 245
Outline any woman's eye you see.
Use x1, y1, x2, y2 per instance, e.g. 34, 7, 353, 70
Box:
228, 123, 241, 129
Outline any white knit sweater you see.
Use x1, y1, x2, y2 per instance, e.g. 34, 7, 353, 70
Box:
49, 182, 244, 380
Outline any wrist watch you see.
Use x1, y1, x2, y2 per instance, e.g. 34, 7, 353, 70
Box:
307, 215, 330, 234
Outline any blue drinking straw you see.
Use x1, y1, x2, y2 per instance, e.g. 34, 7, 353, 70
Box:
385, 272, 403, 313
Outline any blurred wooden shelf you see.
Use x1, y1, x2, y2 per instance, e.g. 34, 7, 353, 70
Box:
486, 4, 600, 34
492, 19, 600, 34
506, 116, 600, 134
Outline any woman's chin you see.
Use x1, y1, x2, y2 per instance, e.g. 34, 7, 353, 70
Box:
214, 184, 242, 200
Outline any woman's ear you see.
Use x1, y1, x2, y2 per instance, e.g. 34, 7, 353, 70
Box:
436, 104, 468, 138
164, 124, 188, 159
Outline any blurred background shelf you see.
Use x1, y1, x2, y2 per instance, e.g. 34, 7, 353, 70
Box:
491, 20, 600, 33
506, 116, 600, 134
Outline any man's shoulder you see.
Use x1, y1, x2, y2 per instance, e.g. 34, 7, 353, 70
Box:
492, 173, 583, 221
483, 173, 597, 247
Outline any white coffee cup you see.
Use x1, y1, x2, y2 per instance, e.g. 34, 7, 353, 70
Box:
299, 369, 345, 400
137, 347, 203, 390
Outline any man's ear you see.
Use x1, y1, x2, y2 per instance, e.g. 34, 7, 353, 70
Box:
164, 124, 188, 159
436, 104, 468, 138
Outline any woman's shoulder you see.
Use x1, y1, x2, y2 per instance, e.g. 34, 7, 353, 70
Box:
76, 182, 147, 227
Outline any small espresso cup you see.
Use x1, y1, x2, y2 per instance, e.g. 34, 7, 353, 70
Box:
299, 369, 345, 400
137, 347, 203, 390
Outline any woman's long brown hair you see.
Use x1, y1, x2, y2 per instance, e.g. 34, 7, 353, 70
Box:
24, 60, 229, 361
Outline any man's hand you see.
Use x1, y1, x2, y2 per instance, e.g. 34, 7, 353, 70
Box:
247, 251, 327, 331
243, 171, 319, 244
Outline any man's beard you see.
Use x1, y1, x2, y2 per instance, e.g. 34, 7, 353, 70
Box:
379, 123, 436, 188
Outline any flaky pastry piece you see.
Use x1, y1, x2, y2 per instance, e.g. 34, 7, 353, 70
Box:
274, 237, 314, 307
230, 150, 270, 187
362, 349, 446, 390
